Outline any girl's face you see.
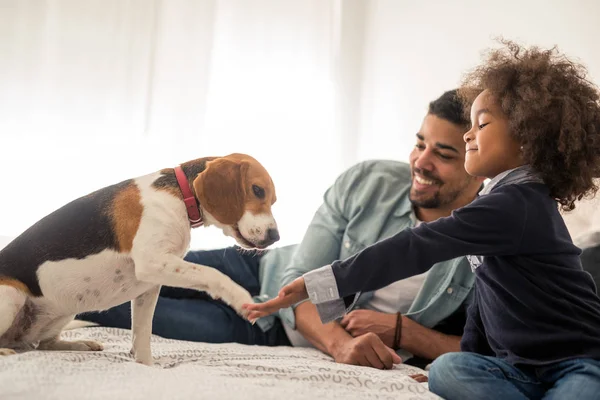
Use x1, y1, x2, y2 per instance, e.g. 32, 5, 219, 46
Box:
463, 90, 524, 179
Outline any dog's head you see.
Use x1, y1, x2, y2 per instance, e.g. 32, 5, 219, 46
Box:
192, 153, 279, 250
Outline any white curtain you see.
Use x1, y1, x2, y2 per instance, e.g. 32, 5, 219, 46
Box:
0, 0, 367, 249
2, 1, 599, 250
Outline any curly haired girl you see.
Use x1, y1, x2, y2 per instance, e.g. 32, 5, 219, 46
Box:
244, 40, 600, 399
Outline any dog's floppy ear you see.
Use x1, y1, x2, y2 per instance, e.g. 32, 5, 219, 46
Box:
193, 158, 249, 225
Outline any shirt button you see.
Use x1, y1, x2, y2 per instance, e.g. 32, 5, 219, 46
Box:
447, 287, 454, 294
344, 241, 351, 249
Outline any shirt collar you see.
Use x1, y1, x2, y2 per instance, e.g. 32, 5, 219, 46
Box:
479, 165, 543, 196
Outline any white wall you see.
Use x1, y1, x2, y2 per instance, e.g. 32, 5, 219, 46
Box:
358, 0, 600, 164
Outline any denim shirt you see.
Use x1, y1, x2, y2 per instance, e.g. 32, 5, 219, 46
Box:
253, 160, 475, 335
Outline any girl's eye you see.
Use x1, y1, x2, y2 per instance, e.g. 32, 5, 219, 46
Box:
478, 123, 489, 130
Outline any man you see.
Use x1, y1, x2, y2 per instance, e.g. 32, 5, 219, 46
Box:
79, 90, 485, 368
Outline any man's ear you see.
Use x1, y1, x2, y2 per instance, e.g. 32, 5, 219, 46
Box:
193, 158, 249, 225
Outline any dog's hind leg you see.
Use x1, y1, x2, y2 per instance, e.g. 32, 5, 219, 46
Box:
130, 285, 160, 366
37, 315, 104, 352
38, 336, 104, 351
0, 285, 27, 356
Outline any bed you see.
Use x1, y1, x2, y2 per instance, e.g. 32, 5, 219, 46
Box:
0, 326, 438, 399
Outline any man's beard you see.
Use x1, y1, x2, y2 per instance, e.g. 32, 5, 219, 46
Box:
409, 168, 465, 209
409, 190, 443, 209
409, 180, 472, 210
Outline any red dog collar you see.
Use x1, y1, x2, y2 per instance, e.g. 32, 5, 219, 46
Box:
174, 166, 204, 228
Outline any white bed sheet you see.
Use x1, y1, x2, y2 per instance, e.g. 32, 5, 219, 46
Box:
0, 327, 439, 400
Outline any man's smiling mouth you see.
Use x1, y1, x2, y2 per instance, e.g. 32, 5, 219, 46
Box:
415, 175, 436, 185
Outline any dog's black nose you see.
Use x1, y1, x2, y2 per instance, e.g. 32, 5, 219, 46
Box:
266, 228, 280, 243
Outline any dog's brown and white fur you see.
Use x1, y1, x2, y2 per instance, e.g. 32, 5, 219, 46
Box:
0, 153, 278, 365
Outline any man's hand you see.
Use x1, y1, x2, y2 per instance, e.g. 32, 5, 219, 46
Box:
340, 310, 397, 348
243, 277, 308, 321
331, 332, 401, 369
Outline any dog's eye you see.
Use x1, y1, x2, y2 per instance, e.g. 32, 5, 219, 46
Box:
252, 185, 265, 199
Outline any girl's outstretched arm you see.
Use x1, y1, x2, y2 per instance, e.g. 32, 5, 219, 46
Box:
245, 184, 533, 322
244, 277, 308, 321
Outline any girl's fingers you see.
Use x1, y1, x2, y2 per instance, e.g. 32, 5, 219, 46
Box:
242, 277, 309, 321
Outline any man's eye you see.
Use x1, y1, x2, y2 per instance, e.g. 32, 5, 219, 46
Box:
439, 154, 453, 160
415, 144, 425, 150
252, 185, 265, 199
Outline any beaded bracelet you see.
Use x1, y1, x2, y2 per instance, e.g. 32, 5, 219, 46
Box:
393, 312, 403, 350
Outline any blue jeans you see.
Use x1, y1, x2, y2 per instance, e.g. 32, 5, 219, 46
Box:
429, 352, 600, 400
78, 247, 290, 346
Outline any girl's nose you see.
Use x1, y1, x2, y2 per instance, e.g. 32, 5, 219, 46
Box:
463, 129, 474, 143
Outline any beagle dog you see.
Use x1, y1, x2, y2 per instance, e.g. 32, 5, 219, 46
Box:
0, 153, 278, 365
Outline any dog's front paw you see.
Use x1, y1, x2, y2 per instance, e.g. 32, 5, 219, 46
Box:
131, 347, 153, 366
203, 277, 255, 321
224, 285, 254, 320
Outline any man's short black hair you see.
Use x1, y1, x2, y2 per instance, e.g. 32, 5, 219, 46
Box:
428, 89, 469, 127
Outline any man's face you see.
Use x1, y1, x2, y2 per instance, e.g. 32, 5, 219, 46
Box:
409, 114, 480, 210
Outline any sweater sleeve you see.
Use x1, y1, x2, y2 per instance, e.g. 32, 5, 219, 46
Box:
330, 185, 528, 300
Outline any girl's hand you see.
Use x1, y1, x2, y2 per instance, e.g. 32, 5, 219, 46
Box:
242, 277, 308, 321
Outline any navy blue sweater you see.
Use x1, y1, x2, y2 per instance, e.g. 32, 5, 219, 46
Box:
331, 172, 600, 366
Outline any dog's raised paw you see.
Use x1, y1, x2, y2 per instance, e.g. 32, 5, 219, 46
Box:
208, 279, 254, 320
229, 288, 254, 320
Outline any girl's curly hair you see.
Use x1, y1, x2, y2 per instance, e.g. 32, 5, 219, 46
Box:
458, 39, 600, 211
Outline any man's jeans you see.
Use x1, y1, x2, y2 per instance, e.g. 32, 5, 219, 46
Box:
78, 247, 290, 346
429, 352, 600, 400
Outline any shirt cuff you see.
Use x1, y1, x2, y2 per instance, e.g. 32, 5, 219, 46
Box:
304, 265, 340, 304
304, 265, 360, 324
314, 299, 347, 324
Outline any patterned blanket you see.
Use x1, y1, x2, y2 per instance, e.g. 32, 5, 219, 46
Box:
0, 327, 439, 399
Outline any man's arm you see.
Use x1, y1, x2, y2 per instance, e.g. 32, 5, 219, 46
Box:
399, 315, 461, 360
295, 302, 458, 364
294, 301, 400, 369
339, 309, 460, 360
293, 301, 351, 356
